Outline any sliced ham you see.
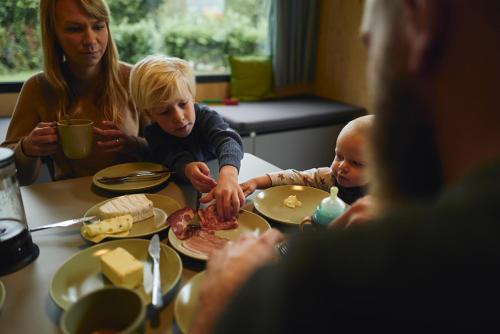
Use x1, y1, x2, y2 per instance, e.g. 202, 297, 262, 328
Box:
166, 207, 198, 240
181, 230, 229, 256
198, 205, 238, 231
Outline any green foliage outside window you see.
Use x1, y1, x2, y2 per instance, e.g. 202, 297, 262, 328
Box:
0, 0, 268, 81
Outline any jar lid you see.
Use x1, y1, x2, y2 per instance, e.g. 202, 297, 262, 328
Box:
0, 147, 15, 168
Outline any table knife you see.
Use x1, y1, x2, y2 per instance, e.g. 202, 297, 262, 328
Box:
148, 234, 163, 309
30, 216, 98, 232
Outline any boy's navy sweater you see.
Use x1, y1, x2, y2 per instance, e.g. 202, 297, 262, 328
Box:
144, 103, 244, 181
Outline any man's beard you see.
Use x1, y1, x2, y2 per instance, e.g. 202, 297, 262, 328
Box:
370, 74, 444, 210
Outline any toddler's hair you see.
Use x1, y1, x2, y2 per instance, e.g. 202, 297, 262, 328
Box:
130, 55, 196, 113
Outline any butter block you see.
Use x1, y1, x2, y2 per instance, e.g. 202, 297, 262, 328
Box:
82, 214, 133, 237
98, 194, 154, 223
100, 247, 144, 288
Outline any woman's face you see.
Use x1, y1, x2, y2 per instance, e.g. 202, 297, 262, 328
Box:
54, 0, 108, 72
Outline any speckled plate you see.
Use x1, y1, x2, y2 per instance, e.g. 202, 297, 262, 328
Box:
82, 194, 181, 243
93, 162, 171, 193
50, 238, 182, 310
253, 185, 329, 225
168, 209, 271, 261
174, 271, 205, 333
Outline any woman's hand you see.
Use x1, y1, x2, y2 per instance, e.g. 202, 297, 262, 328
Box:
94, 121, 135, 153
185, 161, 218, 193
201, 165, 245, 220
328, 195, 378, 230
21, 122, 58, 157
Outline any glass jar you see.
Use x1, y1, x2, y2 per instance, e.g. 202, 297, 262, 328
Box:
0, 147, 39, 276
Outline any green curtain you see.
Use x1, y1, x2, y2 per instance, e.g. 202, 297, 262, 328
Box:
268, 0, 318, 88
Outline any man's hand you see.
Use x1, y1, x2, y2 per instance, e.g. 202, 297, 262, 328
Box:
200, 165, 244, 219
190, 229, 285, 334
185, 161, 218, 193
328, 195, 378, 230
22, 122, 58, 157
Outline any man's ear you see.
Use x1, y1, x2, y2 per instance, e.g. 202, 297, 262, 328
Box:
402, 0, 448, 75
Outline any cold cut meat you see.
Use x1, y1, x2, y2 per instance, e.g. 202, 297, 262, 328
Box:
198, 205, 238, 231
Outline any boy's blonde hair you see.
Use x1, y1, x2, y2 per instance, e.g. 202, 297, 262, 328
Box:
130, 55, 196, 114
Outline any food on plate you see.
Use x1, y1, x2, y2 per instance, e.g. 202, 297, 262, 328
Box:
98, 194, 153, 223
181, 230, 229, 255
167, 205, 239, 256
283, 195, 302, 208
81, 214, 133, 237
100, 247, 144, 288
167, 207, 198, 240
198, 205, 238, 231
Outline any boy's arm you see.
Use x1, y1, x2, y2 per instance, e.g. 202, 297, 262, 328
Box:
268, 167, 334, 191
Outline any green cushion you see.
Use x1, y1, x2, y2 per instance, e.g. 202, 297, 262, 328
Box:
229, 55, 273, 101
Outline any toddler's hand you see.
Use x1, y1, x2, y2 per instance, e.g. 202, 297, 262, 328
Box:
239, 179, 258, 197
185, 162, 217, 193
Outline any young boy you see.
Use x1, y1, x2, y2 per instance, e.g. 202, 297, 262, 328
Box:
240, 115, 374, 204
130, 55, 244, 219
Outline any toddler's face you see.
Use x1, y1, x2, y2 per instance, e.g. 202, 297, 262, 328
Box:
150, 96, 195, 138
331, 130, 368, 188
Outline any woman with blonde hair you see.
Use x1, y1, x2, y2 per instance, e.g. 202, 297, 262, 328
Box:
1, 0, 149, 185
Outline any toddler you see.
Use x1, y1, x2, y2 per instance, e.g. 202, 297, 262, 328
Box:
130, 55, 244, 219
240, 115, 373, 204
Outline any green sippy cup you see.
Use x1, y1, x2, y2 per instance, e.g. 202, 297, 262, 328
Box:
311, 187, 347, 227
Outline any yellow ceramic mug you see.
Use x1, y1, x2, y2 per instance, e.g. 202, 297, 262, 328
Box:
57, 119, 93, 159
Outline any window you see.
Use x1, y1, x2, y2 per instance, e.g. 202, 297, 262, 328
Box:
0, 0, 269, 84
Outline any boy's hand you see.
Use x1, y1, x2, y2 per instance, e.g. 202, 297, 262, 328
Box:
185, 162, 217, 193
201, 165, 244, 220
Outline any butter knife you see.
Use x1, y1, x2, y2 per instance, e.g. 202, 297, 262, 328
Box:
30, 216, 98, 232
148, 234, 163, 309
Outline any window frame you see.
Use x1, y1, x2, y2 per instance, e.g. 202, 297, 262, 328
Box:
0, 74, 230, 94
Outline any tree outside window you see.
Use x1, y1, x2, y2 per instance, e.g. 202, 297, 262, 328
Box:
0, 0, 269, 82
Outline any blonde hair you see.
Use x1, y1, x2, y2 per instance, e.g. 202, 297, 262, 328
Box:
40, 0, 127, 123
130, 55, 196, 114
340, 114, 374, 139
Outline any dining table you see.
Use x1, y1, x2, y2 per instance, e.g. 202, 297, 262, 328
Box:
0, 153, 281, 334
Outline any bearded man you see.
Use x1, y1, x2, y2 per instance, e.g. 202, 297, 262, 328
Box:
190, 1, 500, 332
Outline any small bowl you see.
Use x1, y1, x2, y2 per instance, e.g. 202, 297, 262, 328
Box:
60, 286, 145, 334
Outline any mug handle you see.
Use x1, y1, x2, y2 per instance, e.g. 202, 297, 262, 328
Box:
300, 216, 313, 232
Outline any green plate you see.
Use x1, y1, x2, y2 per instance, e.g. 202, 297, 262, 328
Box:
168, 209, 271, 261
253, 185, 329, 225
0, 280, 5, 311
50, 239, 182, 310
174, 271, 205, 334
82, 194, 181, 243
93, 162, 171, 193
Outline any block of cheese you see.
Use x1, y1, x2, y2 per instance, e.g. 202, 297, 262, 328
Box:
82, 214, 133, 237
100, 247, 144, 288
98, 194, 154, 223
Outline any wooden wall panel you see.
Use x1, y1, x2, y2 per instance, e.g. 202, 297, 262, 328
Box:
314, 0, 369, 109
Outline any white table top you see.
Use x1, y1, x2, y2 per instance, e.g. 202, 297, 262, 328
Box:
0, 153, 280, 334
